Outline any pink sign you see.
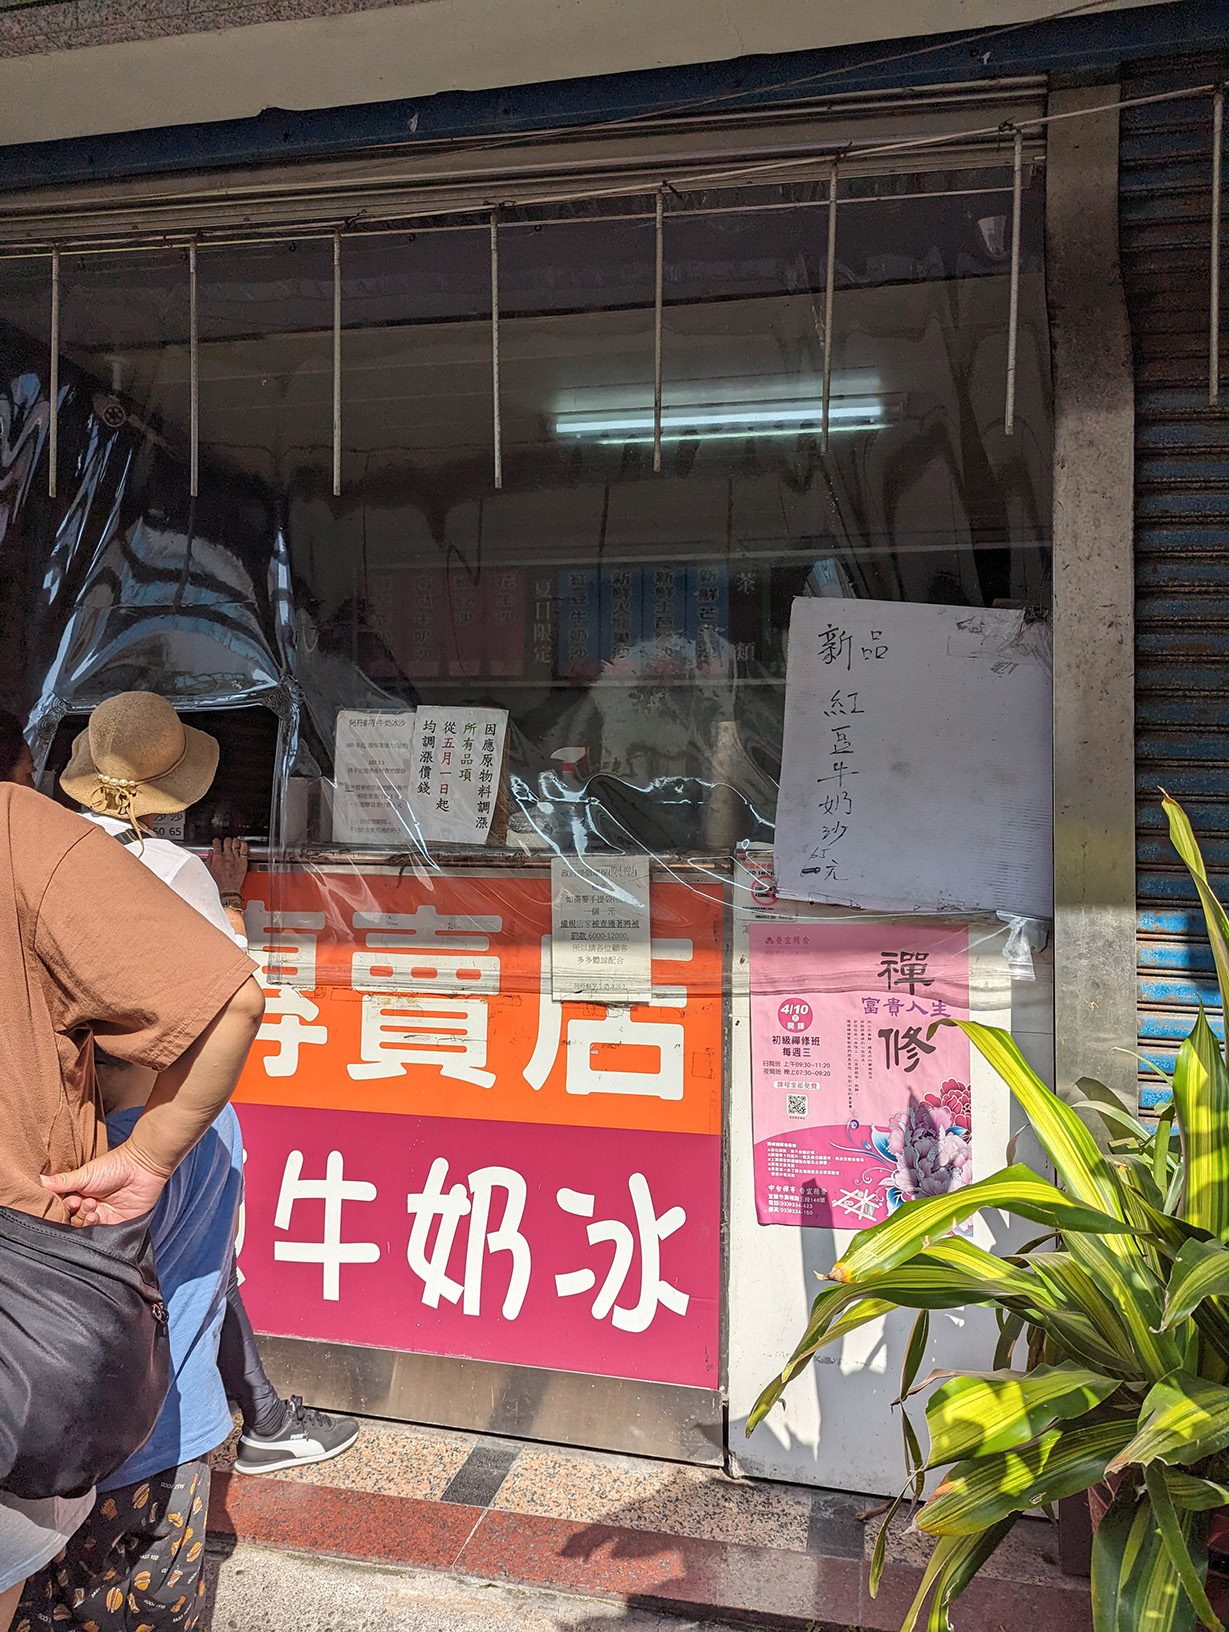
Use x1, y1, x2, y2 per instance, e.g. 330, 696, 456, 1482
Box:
236, 1102, 720, 1388
748, 921, 972, 1230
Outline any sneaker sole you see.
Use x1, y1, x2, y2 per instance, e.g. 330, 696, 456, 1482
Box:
232, 1428, 360, 1477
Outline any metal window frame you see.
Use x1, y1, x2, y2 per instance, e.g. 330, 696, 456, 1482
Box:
0, 79, 1046, 253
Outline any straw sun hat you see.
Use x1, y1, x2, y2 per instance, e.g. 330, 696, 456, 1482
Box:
60, 691, 220, 828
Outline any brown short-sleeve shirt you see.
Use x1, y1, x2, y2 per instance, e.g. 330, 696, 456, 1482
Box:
0, 784, 255, 1220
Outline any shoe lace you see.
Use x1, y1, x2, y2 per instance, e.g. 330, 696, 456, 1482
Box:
287, 1394, 335, 1431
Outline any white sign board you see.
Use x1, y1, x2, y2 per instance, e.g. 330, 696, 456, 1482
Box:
550, 855, 652, 1001
332, 709, 419, 847
774, 599, 1052, 919
413, 708, 508, 846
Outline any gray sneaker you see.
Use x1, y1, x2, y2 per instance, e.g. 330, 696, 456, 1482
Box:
234, 1396, 359, 1476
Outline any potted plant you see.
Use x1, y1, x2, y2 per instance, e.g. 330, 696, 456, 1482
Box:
750, 795, 1229, 1632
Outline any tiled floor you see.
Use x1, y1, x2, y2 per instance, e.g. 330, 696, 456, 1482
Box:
207, 1417, 1092, 1631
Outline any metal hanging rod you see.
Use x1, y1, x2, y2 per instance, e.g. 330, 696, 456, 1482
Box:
47, 245, 58, 501
332, 230, 342, 497
653, 187, 664, 474
189, 239, 199, 497
0, 180, 1033, 261
821, 161, 838, 454
1005, 128, 1023, 437
490, 211, 502, 491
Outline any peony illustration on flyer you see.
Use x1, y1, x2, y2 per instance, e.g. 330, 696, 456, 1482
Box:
748, 920, 973, 1229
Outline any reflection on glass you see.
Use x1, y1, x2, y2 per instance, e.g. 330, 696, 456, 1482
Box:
0, 165, 1051, 858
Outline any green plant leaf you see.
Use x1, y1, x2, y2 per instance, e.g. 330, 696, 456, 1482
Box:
831, 1164, 1133, 1285
1058, 1225, 1186, 1383
918, 1419, 1135, 1537
1101, 1483, 1196, 1632
1146, 1464, 1223, 1632
898, 1523, 1015, 1632
1018, 1251, 1139, 1368
952, 1020, 1127, 1218
1171, 1012, 1229, 1241
1164, 792, 1229, 1029
1161, 1237, 1229, 1330
923, 1364, 1123, 1468
1164, 1471, 1229, 1511
1109, 1371, 1229, 1473
748, 1243, 1051, 1431
1090, 1480, 1142, 1632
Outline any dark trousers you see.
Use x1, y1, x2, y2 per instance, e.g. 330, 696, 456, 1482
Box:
217, 1268, 282, 1434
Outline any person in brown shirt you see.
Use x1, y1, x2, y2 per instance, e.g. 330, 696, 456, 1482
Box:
0, 782, 264, 1630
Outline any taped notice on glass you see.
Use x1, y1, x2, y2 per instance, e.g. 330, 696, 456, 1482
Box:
774, 600, 1052, 918
333, 709, 418, 846
413, 707, 507, 846
333, 707, 508, 847
551, 855, 652, 1002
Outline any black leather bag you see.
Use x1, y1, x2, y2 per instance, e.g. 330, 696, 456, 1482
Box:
0, 1206, 169, 1500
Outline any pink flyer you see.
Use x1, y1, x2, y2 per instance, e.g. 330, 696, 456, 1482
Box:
748, 921, 972, 1229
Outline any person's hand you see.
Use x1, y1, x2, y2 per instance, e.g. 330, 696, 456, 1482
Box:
207, 837, 249, 897
41, 1143, 167, 1227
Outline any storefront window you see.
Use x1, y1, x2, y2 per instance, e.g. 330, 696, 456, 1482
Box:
0, 159, 1050, 860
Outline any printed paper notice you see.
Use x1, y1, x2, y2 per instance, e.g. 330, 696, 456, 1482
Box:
774, 599, 1052, 918
749, 920, 972, 1229
551, 855, 652, 1002
333, 710, 418, 846
413, 708, 508, 845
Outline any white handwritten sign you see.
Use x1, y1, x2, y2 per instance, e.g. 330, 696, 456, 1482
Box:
774, 600, 1052, 918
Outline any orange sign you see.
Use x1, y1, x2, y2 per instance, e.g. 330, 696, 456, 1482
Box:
237, 868, 723, 1139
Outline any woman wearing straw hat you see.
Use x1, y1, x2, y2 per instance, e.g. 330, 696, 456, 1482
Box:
59, 693, 359, 1477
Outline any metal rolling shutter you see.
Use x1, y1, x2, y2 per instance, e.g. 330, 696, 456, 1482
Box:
1121, 60, 1228, 1107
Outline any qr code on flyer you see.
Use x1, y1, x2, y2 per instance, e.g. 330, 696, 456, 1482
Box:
786, 1094, 808, 1119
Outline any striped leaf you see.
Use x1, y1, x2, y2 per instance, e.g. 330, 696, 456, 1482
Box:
749, 1246, 1053, 1431
1164, 1471, 1229, 1511
918, 1419, 1135, 1537
1094, 1484, 1197, 1632
1146, 1465, 1223, 1632
898, 1521, 1016, 1632
1163, 793, 1229, 1030
1161, 1237, 1229, 1330
1019, 1251, 1139, 1369
1042, 1220, 1186, 1383
953, 1020, 1126, 1218
1171, 1013, 1229, 1241
923, 1365, 1122, 1469
831, 1164, 1133, 1285
1108, 1371, 1229, 1473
